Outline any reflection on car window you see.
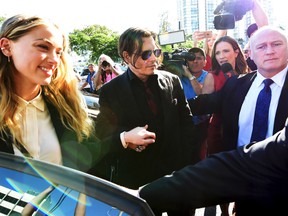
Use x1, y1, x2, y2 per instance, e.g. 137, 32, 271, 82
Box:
0, 167, 129, 215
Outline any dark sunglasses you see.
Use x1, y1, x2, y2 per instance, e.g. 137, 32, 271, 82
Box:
141, 49, 162, 60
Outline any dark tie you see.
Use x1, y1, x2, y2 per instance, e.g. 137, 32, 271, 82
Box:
144, 82, 158, 115
250, 79, 273, 142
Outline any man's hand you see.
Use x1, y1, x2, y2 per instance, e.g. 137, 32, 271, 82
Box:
125, 125, 156, 151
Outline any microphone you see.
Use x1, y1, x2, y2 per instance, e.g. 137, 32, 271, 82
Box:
221, 62, 234, 79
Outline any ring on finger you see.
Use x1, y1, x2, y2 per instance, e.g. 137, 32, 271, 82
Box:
135, 145, 144, 152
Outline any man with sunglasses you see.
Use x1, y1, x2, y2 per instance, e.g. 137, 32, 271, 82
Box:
92, 27, 200, 216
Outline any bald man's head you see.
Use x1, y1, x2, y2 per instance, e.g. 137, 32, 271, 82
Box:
249, 26, 288, 77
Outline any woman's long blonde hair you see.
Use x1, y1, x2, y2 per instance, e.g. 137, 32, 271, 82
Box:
0, 14, 94, 143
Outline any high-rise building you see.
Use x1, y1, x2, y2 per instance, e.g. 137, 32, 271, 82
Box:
176, 0, 276, 45
176, 0, 222, 34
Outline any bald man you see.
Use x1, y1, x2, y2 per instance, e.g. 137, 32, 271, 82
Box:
139, 26, 288, 216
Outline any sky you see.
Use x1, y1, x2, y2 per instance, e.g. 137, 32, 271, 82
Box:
270, 2, 287, 30
0, 0, 286, 34
0, 0, 178, 34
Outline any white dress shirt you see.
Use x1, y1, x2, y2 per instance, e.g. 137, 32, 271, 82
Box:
238, 66, 288, 147
13, 91, 62, 165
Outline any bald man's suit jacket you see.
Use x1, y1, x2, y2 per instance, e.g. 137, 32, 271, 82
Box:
189, 70, 288, 151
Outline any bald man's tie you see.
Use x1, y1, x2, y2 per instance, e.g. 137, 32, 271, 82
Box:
250, 79, 273, 142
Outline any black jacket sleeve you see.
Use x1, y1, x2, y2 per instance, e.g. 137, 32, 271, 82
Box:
139, 118, 288, 212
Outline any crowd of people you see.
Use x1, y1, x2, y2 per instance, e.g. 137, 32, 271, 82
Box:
0, 0, 287, 215
79, 56, 122, 94
139, 25, 288, 216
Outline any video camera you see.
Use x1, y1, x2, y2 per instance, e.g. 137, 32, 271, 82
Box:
161, 49, 195, 76
213, 0, 254, 30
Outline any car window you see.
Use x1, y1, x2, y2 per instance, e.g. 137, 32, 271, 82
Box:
1, 168, 128, 215
0, 153, 154, 216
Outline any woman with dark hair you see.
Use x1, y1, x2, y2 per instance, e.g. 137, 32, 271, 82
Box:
210, 36, 248, 79
201, 35, 248, 215
203, 36, 248, 154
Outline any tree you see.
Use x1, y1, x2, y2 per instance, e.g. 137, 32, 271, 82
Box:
0, 16, 6, 27
158, 11, 171, 34
157, 11, 196, 53
69, 25, 120, 63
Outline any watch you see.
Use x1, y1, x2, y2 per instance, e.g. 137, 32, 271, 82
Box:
189, 75, 196, 81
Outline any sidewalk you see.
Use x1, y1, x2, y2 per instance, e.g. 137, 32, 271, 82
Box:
162, 203, 234, 216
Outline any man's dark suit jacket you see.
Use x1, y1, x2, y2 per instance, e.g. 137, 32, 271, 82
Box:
139, 118, 288, 215
189, 70, 288, 151
0, 94, 107, 173
93, 69, 200, 189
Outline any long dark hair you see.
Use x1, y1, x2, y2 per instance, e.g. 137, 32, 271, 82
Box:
101, 70, 112, 83
211, 36, 248, 75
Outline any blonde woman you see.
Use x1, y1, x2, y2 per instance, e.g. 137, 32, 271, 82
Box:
0, 14, 105, 171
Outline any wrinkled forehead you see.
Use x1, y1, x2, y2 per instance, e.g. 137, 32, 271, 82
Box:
250, 28, 287, 48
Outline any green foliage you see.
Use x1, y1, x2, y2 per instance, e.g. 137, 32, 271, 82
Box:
196, 40, 204, 49
69, 25, 120, 63
68, 13, 202, 67
159, 35, 195, 53
158, 11, 170, 34
0, 16, 6, 27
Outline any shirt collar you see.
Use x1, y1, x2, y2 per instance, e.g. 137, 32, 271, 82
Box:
16, 89, 45, 112
127, 67, 158, 83
255, 65, 288, 88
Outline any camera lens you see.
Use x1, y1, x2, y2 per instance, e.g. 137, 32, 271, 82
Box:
102, 61, 109, 67
186, 53, 196, 61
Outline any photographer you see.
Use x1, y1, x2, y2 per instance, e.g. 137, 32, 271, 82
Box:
160, 48, 208, 102
180, 48, 210, 161
181, 48, 207, 97
159, 48, 210, 164
93, 54, 123, 94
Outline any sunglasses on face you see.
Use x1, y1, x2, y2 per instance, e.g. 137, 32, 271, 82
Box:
140, 49, 162, 60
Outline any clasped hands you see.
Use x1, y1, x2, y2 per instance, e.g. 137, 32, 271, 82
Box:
124, 125, 156, 152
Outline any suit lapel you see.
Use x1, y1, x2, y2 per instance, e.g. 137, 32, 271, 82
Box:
234, 73, 256, 117
157, 73, 171, 105
233, 70, 288, 135
274, 70, 288, 133
156, 72, 183, 134
117, 72, 144, 122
